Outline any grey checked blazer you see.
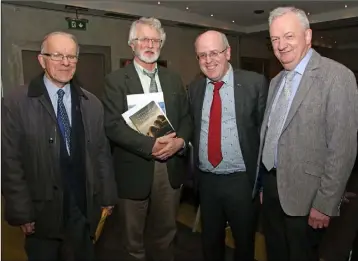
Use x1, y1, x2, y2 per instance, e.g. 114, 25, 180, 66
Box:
253, 49, 358, 217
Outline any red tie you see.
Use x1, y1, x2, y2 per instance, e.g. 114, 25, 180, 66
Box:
208, 81, 224, 167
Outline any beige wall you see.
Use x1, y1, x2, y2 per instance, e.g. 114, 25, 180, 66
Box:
1, 3, 240, 94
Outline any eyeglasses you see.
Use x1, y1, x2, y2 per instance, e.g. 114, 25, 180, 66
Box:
41, 53, 78, 63
133, 38, 162, 46
196, 47, 227, 61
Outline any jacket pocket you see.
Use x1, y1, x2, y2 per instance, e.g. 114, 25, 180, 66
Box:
304, 162, 323, 177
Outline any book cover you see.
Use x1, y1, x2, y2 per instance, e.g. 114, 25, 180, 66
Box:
129, 101, 174, 138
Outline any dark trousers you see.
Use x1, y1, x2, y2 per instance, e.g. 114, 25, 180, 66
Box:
262, 171, 324, 261
319, 177, 358, 261
25, 197, 94, 261
117, 162, 181, 261
199, 170, 256, 261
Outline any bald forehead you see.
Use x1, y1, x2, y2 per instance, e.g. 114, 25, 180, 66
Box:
42, 33, 77, 53
195, 31, 225, 49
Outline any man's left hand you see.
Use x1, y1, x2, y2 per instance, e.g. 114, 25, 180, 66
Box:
101, 206, 114, 215
308, 208, 330, 229
152, 137, 184, 160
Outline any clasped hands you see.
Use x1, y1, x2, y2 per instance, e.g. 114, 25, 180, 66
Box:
152, 132, 184, 161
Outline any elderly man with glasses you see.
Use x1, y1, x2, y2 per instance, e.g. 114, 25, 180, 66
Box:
2, 31, 117, 261
101, 17, 192, 261
187, 30, 268, 261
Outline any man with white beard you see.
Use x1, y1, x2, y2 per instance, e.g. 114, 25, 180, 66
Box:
101, 17, 192, 261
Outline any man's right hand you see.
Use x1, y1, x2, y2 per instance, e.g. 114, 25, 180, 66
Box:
20, 222, 35, 235
152, 132, 177, 154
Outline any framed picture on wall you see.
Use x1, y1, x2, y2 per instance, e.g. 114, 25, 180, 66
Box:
120, 58, 168, 68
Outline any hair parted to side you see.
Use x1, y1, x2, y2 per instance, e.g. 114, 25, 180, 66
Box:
269, 6, 310, 29
40, 31, 80, 55
128, 17, 166, 47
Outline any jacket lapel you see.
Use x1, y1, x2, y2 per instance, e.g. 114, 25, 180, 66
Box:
282, 50, 321, 131
260, 72, 284, 140
157, 67, 175, 123
193, 78, 207, 150
124, 63, 144, 95
233, 71, 245, 137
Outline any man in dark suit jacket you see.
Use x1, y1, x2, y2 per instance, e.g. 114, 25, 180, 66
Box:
2, 32, 117, 261
101, 17, 192, 261
188, 30, 268, 261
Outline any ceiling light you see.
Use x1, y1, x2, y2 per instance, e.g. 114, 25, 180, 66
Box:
345, 4, 348, 8
232, 20, 235, 23
186, 6, 189, 10
335, 41, 337, 43
254, 10, 264, 14
307, 12, 310, 15
211, 14, 214, 17
157, 1, 160, 4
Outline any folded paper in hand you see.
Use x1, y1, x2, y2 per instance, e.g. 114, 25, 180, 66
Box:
93, 208, 109, 244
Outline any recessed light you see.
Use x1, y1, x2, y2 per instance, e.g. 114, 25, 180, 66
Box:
321, 36, 323, 39
254, 9, 264, 14
335, 41, 337, 43
158, 1, 160, 4
307, 12, 310, 15
211, 14, 214, 17
186, 6, 189, 10
345, 4, 348, 8
232, 20, 235, 23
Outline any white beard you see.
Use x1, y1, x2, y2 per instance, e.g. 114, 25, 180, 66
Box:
135, 49, 160, 64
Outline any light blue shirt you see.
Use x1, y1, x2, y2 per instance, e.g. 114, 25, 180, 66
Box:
269, 48, 313, 167
199, 64, 246, 174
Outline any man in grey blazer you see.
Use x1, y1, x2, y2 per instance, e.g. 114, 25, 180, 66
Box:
253, 6, 358, 261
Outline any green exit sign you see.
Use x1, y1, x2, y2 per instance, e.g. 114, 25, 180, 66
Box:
66, 18, 88, 31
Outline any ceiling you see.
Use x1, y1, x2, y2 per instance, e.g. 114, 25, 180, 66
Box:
137, 1, 358, 27
4, 0, 358, 49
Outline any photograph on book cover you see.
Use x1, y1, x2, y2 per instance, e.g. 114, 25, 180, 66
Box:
129, 101, 173, 138
120, 58, 168, 68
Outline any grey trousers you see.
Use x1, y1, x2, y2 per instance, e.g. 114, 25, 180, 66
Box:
117, 162, 181, 261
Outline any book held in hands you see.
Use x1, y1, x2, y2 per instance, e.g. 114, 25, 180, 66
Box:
122, 96, 174, 138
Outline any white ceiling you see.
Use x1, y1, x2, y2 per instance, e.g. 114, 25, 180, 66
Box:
5, 0, 358, 48
137, 1, 358, 27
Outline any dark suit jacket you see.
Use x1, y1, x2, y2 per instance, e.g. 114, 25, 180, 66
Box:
102, 63, 192, 199
188, 69, 268, 186
1, 74, 117, 238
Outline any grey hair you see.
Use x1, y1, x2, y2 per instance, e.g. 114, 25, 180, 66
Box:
41, 31, 80, 55
220, 32, 230, 49
128, 17, 166, 47
269, 6, 310, 29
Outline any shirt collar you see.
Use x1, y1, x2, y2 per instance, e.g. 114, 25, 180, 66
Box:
206, 63, 233, 86
291, 48, 313, 75
43, 75, 71, 99
133, 59, 158, 76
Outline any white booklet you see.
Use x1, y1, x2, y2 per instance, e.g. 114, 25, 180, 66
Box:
126, 92, 166, 113
123, 92, 167, 131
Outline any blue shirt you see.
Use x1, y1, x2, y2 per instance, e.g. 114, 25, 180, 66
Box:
269, 48, 313, 167
198, 64, 246, 174
44, 75, 72, 153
